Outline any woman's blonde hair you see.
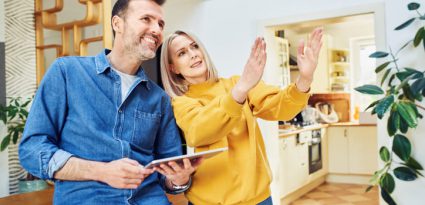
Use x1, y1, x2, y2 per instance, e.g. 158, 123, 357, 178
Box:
160, 30, 218, 98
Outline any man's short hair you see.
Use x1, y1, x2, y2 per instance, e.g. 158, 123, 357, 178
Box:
111, 0, 166, 37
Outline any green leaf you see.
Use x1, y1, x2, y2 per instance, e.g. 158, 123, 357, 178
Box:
380, 146, 391, 162
365, 100, 380, 111
408, 2, 420, 10
381, 69, 392, 86
12, 130, 19, 144
381, 189, 397, 205
411, 78, 425, 94
394, 167, 417, 181
355, 85, 384, 95
402, 84, 416, 101
399, 117, 408, 133
376, 95, 394, 119
1, 135, 11, 152
389, 74, 397, 86
365, 185, 374, 193
397, 102, 418, 128
380, 173, 395, 193
392, 134, 411, 161
414, 27, 425, 47
396, 71, 413, 81
375, 62, 391, 73
387, 111, 400, 136
395, 18, 416, 30
369, 51, 389, 58
405, 157, 424, 170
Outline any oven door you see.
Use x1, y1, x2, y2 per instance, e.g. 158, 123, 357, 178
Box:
309, 136, 322, 174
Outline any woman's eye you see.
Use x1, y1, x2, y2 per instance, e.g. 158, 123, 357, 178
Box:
192, 44, 199, 49
178, 51, 185, 57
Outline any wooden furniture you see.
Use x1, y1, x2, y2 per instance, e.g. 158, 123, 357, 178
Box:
35, 0, 113, 85
0, 188, 187, 205
329, 49, 350, 92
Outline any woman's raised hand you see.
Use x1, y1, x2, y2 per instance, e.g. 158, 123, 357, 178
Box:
296, 28, 323, 92
232, 37, 267, 104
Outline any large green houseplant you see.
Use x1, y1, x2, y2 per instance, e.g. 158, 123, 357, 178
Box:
355, 2, 425, 205
0, 96, 48, 193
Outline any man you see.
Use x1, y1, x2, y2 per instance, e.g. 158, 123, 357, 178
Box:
19, 0, 198, 204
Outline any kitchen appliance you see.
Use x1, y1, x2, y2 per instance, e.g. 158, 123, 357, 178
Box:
308, 129, 322, 174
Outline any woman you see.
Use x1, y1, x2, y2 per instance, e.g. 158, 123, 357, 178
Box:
158, 29, 323, 205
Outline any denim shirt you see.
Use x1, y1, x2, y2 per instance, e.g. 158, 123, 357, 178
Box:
19, 49, 182, 205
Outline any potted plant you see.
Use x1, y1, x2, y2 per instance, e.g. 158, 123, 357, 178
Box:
0, 97, 48, 193
355, 2, 424, 205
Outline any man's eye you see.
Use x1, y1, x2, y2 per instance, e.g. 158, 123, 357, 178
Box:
141, 17, 150, 22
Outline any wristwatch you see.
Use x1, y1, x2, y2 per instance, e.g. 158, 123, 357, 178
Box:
170, 177, 192, 190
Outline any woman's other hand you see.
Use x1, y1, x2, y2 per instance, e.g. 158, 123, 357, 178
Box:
154, 158, 203, 186
233, 37, 267, 103
296, 28, 323, 92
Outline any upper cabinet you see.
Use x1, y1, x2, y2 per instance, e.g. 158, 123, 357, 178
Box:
329, 49, 350, 92
273, 37, 290, 88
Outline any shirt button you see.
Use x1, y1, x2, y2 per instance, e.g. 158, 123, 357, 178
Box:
118, 109, 122, 113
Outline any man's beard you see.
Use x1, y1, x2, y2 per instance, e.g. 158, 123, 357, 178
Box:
124, 38, 156, 61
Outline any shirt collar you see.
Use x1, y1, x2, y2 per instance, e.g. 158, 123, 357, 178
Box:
95, 49, 150, 89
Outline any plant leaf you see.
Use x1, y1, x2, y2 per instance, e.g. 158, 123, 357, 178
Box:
392, 134, 411, 161
381, 69, 392, 86
411, 78, 425, 94
402, 84, 416, 101
397, 102, 418, 128
375, 62, 391, 73
387, 110, 399, 136
365, 185, 374, 193
388, 74, 397, 86
355, 85, 384, 95
414, 27, 425, 47
12, 130, 19, 144
399, 116, 408, 133
405, 157, 424, 170
395, 18, 416, 30
365, 100, 380, 112
380, 173, 395, 193
1, 135, 11, 152
376, 95, 394, 119
381, 188, 397, 205
380, 146, 391, 162
369, 51, 389, 58
394, 167, 417, 181
408, 2, 420, 10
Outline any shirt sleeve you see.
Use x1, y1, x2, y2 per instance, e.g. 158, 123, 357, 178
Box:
172, 92, 243, 147
247, 80, 311, 121
19, 58, 69, 180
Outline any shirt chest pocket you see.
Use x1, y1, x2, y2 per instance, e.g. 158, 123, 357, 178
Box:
132, 110, 161, 150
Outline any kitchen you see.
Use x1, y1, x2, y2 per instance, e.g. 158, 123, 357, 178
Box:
260, 13, 381, 205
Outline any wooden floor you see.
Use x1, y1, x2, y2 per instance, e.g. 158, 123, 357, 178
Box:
291, 183, 379, 205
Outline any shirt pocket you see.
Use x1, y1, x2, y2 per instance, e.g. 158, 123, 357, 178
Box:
132, 110, 161, 150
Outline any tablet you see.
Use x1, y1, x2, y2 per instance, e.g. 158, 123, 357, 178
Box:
144, 147, 228, 169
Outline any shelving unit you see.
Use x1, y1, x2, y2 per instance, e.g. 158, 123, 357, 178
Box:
273, 37, 290, 88
329, 49, 350, 92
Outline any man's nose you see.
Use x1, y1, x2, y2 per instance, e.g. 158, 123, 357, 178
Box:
150, 22, 162, 35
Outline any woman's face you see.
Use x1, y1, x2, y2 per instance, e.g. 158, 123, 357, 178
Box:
169, 34, 208, 84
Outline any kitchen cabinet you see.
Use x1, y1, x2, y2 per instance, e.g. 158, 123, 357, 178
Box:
329, 49, 350, 92
279, 134, 309, 196
273, 37, 290, 88
328, 126, 378, 174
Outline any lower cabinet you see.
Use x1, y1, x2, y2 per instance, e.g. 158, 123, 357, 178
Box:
279, 134, 309, 196
328, 126, 378, 174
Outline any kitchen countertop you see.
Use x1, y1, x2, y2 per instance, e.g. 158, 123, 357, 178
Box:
279, 122, 376, 137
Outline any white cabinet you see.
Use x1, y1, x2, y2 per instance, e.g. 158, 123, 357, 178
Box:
273, 37, 290, 88
279, 134, 309, 196
328, 126, 378, 174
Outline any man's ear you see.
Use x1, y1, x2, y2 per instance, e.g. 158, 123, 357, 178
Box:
170, 64, 180, 74
111, 15, 123, 35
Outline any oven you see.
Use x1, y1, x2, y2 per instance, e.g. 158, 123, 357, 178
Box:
309, 129, 322, 174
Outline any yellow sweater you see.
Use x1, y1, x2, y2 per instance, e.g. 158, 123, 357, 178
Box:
172, 76, 310, 205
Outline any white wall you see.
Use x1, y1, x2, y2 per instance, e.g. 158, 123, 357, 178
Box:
383, 0, 425, 204
0, 0, 9, 198
163, 0, 425, 204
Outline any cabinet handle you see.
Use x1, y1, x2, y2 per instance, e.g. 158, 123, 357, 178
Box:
344, 129, 347, 137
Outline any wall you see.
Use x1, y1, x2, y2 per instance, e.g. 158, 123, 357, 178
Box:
382, 0, 425, 203
0, 0, 9, 198
162, 0, 421, 204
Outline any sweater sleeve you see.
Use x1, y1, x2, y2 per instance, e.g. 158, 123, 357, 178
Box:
247, 80, 311, 121
172, 93, 243, 147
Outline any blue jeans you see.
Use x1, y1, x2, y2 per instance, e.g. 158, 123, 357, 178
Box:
188, 196, 273, 205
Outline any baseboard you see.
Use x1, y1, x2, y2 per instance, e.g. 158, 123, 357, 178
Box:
280, 176, 326, 205
326, 173, 372, 184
